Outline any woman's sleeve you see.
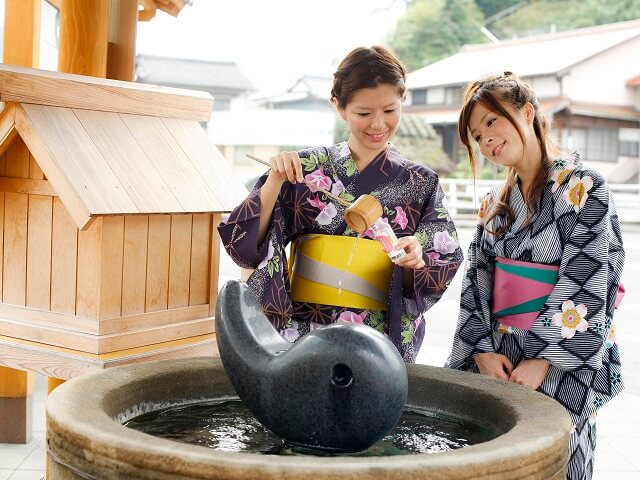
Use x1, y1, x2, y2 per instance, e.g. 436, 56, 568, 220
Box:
525, 171, 625, 371
446, 195, 496, 371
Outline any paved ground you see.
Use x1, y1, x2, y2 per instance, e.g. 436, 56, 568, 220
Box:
1, 226, 639, 479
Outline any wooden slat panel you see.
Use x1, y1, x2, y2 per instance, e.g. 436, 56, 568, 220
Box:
99, 304, 208, 335
14, 105, 91, 229
168, 214, 191, 309
0, 64, 213, 121
120, 114, 217, 211
145, 215, 170, 312
26, 195, 52, 310
0, 178, 56, 196
98, 216, 124, 320
189, 214, 210, 305
29, 152, 43, 180
5, 136, 30, 179
51, 198, 77, 314
3, 193, 28, 305
163, 118, 248, 211
76, 218, 101, 319
122, 216, 148, 316
19, 104, 137, 215
209, 213, 222, 318
73, 109, 183, 212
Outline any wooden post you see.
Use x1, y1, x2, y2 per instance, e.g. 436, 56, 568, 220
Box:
0, 0, 41, 445
107, 0, 138, 81
58, 0, 109, 77
2, 0, 41, 68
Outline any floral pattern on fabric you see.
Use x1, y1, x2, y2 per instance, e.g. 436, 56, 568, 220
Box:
219, 142, 463, 362
552, 300, 589, 339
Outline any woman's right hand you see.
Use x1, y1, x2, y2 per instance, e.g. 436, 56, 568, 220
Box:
267, 151, 304, 185
473, 352, 514, 381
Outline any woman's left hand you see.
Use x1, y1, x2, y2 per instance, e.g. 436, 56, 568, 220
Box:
394, 236, 425, 270
509, 358, 550, 390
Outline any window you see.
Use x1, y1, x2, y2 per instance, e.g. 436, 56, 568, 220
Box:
562, 127, 618, 163
411, 89, 427, 105
445, 87, 462, 106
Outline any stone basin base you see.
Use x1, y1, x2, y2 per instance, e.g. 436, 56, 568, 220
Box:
46, 357, 570, 479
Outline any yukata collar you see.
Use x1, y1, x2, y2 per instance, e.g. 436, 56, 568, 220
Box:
336, 141, 402, 169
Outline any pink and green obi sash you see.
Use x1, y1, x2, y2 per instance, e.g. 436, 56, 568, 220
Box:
492, 257, 559, 330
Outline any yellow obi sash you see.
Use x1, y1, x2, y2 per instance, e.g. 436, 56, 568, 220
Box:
289, 234, 393, 310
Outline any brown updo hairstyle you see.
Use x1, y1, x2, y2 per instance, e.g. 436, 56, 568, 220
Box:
458, 72, 556, 236
331, 46, 407, 109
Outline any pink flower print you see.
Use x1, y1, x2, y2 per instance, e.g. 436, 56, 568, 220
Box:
427, 251, 441, 262
361, 225, 376, 240
562, 175, 594, 213
393, 207, 408, 230
331, 178, 345, 197
338, 310, 367, 324
552, 300, 588, 339
305, 168, 332, 193
307, 195, 327, 210
315, 203, 338, 225
433, 230, 458, 255
257, 241, 275, 269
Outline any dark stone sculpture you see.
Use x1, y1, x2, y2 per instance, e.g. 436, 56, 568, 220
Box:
215, 280, 408, 453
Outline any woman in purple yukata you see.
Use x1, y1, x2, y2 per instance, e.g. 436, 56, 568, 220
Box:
219, 46, 463, 363
446, 73, 625, 480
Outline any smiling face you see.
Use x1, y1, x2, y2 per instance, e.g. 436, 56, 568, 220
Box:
468, 100, 534, 169
336, 84, 402, 162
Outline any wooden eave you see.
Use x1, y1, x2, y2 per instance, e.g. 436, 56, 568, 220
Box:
0, 100, 247, 231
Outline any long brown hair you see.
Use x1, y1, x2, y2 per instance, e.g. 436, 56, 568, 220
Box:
331, 46, 407, 108
458, 72, 555, 236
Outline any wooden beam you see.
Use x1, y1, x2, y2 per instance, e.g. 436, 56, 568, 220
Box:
3, 0, 42, 68
58, 0, 109, 77
138, 0, 156, 21
107, 0, 138, 81
0, 104, 17, 158
0, 178, 57, 196
0, 65, 213, 121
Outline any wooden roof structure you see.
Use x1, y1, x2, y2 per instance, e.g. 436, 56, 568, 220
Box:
0, 64, 248, 230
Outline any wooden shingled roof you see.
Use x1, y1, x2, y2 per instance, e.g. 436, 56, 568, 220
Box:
0, 64, 248, 230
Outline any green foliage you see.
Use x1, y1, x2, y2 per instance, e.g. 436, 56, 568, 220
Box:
475, 0, 523, 18
389, 0, 487, 71
491, 0, 640, 37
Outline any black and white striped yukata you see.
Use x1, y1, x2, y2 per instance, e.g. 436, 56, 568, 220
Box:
446, 155, 625, 480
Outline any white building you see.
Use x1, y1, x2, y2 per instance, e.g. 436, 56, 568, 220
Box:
406, 19, 640, 183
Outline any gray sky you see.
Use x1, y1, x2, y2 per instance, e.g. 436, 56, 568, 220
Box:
136, 0, 406, 95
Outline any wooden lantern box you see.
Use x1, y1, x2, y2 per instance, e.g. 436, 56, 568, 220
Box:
0, 65, 247, 366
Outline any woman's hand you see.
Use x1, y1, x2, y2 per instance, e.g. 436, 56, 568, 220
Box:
394, 236, 425, 270
509, 358, 550, 390
474, 352, 514, 381
267, 151, 304, 185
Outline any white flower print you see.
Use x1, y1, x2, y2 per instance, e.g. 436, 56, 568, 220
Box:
257, 241, 275, 270
552, 300, 588, 339
315, 203, 338, 225
433, 230, 458, 255
562, 175, 594, 213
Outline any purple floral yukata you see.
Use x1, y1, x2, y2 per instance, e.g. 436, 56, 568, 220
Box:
218, 142, 463, 362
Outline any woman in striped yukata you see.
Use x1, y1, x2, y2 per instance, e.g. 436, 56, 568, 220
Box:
446, 72, 625, 480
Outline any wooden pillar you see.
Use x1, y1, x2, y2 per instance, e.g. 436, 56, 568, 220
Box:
107, 0, 138, 81
0, 367, 35, 443
47, 377, 66, 394
2, 0, 41, 67
0, 0, 41, 445
58, 0, 110, 76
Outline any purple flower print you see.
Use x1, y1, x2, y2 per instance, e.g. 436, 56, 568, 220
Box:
257, 241, 275, 269
433, 230, 458, 255
305, 168, 332, 193
315, 203, 338, 225
393, 207, 408, 230
331, 178, 345, 196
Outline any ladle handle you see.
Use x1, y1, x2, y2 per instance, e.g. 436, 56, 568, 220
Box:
246, 154, 352, 207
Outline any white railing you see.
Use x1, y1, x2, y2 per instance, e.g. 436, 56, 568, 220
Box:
440, 178, 640, 226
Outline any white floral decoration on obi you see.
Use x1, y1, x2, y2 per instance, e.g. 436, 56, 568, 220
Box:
562, 175, 593, 212
552, 300, 589, 339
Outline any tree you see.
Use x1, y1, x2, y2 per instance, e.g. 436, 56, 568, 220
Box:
389, 0, 487, 71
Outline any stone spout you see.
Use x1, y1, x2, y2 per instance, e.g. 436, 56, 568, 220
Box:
215, 280, 408, 453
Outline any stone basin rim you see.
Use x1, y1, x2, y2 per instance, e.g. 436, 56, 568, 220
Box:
46, 356, 570, 478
